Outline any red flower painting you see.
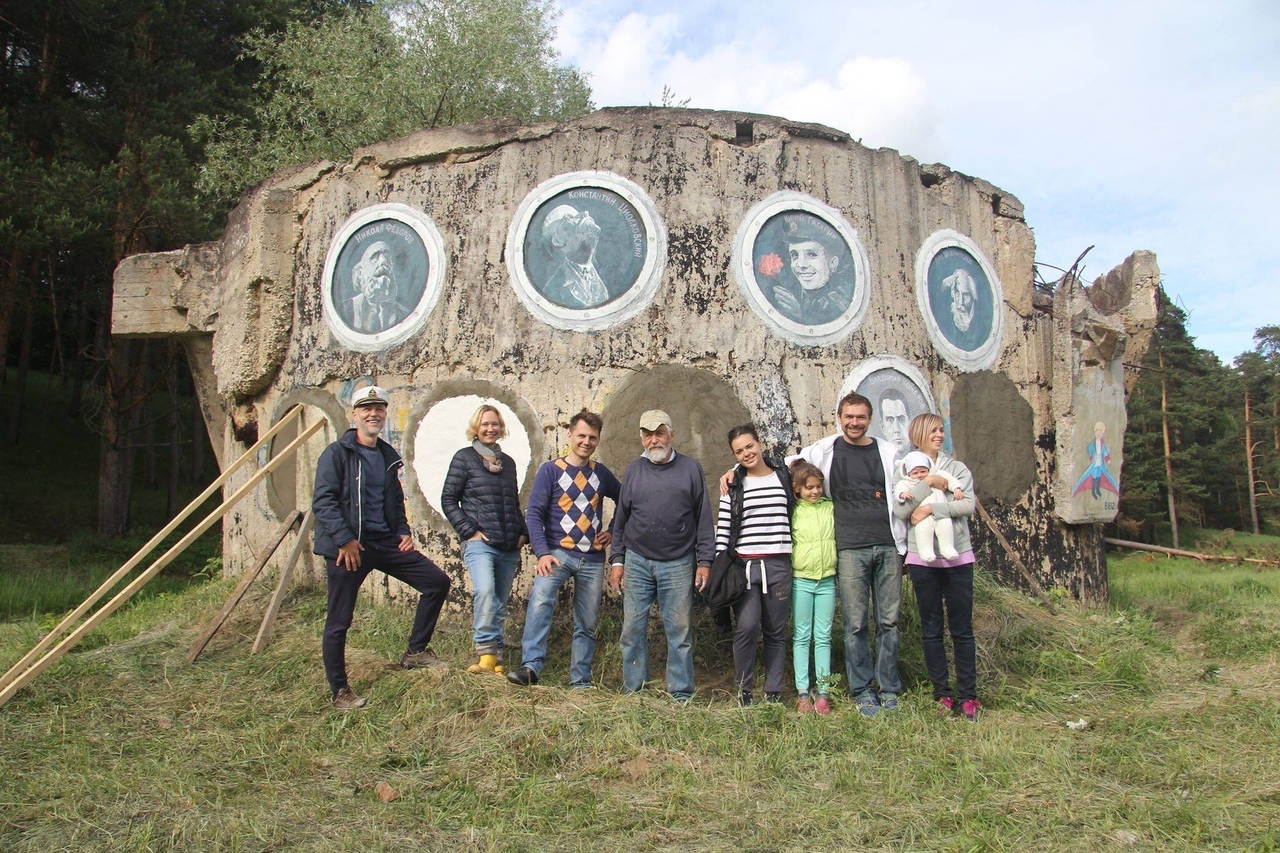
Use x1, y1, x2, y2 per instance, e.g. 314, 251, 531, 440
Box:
758, 252, 784, 278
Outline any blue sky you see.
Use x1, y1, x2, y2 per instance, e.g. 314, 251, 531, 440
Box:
553, 0, 1280, 363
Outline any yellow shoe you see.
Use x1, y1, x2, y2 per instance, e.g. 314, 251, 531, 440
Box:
467, 653, 500, 674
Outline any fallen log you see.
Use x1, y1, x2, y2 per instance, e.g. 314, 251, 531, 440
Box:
1105, 537, 1280, 567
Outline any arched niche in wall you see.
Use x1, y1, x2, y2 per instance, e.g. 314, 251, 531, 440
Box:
597, 365, 751, 504
263, 389, 347, 522
403, 379, 542, 527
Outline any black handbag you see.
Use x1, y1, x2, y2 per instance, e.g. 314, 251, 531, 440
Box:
706, 548, 746, 610
706, 470, 748, 610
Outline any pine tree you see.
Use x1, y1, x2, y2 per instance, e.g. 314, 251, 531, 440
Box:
1118, 289, 1242, 541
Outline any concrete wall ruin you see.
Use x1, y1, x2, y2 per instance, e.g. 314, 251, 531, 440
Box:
112, 107, 1160, 605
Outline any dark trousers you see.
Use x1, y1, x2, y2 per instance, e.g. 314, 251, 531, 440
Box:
732, 555, 793, 695
323, 538, 451, 695
908, 562, 976, 702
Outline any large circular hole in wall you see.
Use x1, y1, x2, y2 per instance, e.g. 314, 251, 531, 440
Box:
408, 392, 535, 522
264, 391, 346, 521
598, 365, 751, 504
950, 370, 1035, 505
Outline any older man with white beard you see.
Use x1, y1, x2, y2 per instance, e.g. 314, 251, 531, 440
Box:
608, 410, 715, 702
943, 268, 978, 334
349, 240, 411, 333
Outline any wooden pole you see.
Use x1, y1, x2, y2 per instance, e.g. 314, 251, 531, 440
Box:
0, 405, 306, 695
252, 510, 315, 655
1105, 537, 1280, 567
975, 500, 1058, 615
0, 418, 325, 709
186, 510, 303, 663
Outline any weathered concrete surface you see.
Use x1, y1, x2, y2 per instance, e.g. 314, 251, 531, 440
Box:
112, 107, 1160, 606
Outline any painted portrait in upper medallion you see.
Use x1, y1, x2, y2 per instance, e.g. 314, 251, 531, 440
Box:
321, 203, 447, 352
506, 171, 666, 331
914, 230, 1004, 371
732, 192, 870, 346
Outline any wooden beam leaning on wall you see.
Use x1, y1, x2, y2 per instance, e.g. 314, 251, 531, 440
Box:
0, 415, 326, 709
0, 406, 307, 696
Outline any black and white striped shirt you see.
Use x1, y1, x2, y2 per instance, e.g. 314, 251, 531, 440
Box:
716, 473, 793, 557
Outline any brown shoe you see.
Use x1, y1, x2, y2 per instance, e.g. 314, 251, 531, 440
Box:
332, 687, 367, 711
401, 647, 445, 669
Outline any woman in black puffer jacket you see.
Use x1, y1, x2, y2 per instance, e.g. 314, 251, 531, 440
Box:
441, 404, 528, 673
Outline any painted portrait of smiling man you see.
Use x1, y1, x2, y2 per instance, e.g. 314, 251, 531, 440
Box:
753, 211, 857, 326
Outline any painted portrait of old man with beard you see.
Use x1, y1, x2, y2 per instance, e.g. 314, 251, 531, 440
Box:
347, 240, 414, 334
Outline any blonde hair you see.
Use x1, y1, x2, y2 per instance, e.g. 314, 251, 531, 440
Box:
466, 404, 507, 442
907, 413, 945, 453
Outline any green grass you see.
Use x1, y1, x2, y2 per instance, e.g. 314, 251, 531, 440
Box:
2, 550, 1279, 850
3, 374, 1279, 848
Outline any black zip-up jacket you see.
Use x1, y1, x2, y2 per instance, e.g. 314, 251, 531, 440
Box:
312, 429, 410, 558
441, 446, 528, 551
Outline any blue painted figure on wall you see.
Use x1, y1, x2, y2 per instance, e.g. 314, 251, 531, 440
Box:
1073, 421, 1120, 499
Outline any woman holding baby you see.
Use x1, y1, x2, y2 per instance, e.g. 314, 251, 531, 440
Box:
892, 413, 981, 721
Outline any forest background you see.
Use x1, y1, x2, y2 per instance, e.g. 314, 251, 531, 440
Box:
1, 0, 1274, 551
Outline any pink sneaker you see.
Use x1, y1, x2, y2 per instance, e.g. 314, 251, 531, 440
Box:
814, 695, 831, 716
961, 698, 982, 722
938, 696, 956, 716
797, 696, 815, 715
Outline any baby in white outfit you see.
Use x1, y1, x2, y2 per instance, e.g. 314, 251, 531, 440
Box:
895, 450, 964, 562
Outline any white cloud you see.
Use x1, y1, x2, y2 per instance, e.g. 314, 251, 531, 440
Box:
764, 57, 944, 161
553, 0, 1280, 360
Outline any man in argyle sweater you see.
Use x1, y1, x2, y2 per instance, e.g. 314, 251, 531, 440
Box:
507, 410, 621, 688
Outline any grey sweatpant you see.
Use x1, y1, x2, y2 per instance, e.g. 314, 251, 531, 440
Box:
732, 555, 793, 695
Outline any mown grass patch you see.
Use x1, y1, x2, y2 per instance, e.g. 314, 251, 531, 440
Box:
1110, 546, 1280, 661
3, 558, 1279, 850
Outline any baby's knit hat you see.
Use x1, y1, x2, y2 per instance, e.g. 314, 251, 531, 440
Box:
901, 451, 933, 474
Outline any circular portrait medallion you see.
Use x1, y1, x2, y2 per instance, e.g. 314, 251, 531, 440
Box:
914, 230, 1004, 371
506, 171, 666, 331
321, 204, 447, 352
839, 355, 939, 468
732, 191, 870, 345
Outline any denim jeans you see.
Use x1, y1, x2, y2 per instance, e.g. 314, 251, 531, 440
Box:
463, 539, 520, 654
836, 544, 903, 699
519, 549, 605, 686
619, 552, 695, 700
792, 575, 836, 696
908, 562, 976, 702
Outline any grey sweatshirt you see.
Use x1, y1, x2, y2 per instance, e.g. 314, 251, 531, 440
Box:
610, 451, 715, 566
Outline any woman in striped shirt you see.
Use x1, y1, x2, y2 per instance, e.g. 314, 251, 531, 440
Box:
716, 424, 796, 706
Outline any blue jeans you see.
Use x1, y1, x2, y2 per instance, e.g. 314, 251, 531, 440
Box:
463, 539, 520, 654
519, 549, 605, 686
837, 545, 903, 700
620, 552, 695, 700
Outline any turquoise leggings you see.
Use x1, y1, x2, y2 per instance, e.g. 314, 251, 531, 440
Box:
792, 575, 836, 695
